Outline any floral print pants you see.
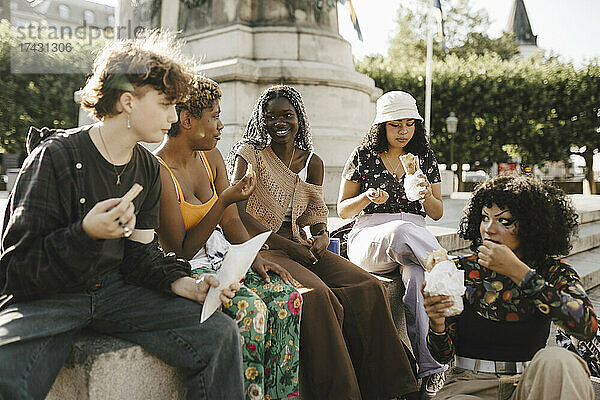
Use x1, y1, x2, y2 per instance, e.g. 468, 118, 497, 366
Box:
192, 267, 301, 400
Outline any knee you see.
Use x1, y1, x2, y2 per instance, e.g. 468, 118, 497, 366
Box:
212, 311, 242, 348
530, 346, 590, 375
363, 273, 387, 295
302, 282, 343, 318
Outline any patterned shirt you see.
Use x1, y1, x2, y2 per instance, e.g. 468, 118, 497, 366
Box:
427, 255, 598, 363
342, 146, 441, 217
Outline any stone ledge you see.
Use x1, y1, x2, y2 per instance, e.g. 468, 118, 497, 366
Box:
47, 332, 185, 400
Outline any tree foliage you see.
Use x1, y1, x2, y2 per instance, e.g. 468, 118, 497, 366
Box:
357, 54, 599, 174
388, 0, 519, 63
0, 20, 100, 155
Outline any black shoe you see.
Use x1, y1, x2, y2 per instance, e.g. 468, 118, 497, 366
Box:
420, 371, 445, 399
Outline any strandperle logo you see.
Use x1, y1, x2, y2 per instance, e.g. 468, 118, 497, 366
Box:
10, 20, 146, 74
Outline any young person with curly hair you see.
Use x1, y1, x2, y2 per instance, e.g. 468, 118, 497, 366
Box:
0, 32, 244, 399
155, 76, 302, 400
337, 91, 446, 397
423, 173, 598, 400
228, 85, 418, 400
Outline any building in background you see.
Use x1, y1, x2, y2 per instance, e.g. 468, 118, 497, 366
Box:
7, 0, 114, 30
506, 0, 541, 59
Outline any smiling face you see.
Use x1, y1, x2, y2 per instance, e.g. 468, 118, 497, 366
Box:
129, 88, 179, 143
480, 203, 521, 256
264, 97, 299, 145
385, 118, 415, 151
190, 102, 223, 150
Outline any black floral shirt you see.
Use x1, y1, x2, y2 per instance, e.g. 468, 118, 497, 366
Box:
427, 255, 598, 363
342, 146, 441, 217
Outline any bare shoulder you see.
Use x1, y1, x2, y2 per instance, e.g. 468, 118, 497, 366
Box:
306, 152, 324, 185
308, 152, 324, 170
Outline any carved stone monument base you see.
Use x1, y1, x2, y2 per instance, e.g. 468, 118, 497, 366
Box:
186, 23, 381, 204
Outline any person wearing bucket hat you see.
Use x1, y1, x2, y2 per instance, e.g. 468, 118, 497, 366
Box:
338, 91, 447, 398
372, 91, 424, 125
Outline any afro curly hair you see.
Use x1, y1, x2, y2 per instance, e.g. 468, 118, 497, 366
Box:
459, 173, 578, 268
167, 75, 222, 137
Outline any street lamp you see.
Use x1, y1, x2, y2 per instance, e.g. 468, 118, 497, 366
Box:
445, 112, 458, 169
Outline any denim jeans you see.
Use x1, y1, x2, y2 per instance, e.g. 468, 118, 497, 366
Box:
0, 271, 244, 400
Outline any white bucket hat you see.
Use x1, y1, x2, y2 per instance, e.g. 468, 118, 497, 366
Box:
373, 91, 423, 125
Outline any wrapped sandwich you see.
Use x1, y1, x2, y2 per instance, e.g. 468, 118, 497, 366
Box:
400, 153, 425, 202
423, 248, 466, 317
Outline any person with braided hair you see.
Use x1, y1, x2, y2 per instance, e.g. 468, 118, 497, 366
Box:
155, 76, 302, 400
228, 85, 418, 400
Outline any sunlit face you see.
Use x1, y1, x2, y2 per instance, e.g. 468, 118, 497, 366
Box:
480, 203, 521, 256
385, 119, 415, 151
129, 88, 178, 143
191, 102, 223, 151
264, 97, 299, 145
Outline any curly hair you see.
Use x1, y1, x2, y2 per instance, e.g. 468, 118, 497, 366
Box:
226, 85, 313, 173
360, 119, 430, 157
459, 173, 579, 268
80, 29, 196, 120
167, 76, 222, 137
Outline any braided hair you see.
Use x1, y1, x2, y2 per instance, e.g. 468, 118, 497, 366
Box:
227, 85, 313, 174
167, 75, 222, 137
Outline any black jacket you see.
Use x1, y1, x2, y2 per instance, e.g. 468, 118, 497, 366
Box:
0, 126, 190, 301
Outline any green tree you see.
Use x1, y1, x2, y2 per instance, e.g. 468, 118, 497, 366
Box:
0, 20, 101, 158
388, 0, 518, 63
564, 61, 600, 192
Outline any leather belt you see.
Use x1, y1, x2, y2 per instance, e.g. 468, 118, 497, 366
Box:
455, 356, 528, 374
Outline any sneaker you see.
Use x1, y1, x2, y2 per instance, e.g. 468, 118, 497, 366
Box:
420, 371, 445, 399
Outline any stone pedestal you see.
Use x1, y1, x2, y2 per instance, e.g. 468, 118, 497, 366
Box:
116, 0, 382, 205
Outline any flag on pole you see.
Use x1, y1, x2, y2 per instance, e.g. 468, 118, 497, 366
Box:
432, 0, 448, 52
338, 0, 363, 41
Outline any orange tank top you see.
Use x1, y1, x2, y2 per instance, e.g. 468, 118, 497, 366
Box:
157, 152, 219, 231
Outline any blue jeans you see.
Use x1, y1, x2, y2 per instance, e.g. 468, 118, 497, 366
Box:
0, 271, 244, 400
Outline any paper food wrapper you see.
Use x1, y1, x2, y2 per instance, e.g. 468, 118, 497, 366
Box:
199, 231, 271, 323
404, 168, 426, 202
400, 153, 418, 174
424, 260, 466, 317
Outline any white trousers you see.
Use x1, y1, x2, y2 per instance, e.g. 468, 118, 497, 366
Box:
347, 213, 446, 378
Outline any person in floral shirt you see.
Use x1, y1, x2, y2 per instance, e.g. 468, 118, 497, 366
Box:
423, 173, 598, 400
338, 91, 446, 397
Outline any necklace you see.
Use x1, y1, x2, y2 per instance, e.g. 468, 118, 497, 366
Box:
385, 152, 403, 179
98, 125, 131, 185
287, 146, 296, 169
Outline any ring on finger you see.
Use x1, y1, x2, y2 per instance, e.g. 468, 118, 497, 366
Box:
123, 225, 132, 238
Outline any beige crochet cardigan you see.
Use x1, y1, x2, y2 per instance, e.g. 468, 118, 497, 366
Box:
236, 144, 329, 243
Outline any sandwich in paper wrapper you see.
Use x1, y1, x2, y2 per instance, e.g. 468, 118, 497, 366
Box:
423, 248, 466, 317
400, 153, 426, 202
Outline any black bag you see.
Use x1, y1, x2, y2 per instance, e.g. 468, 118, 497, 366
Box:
556, 328, 600, 377
329, 221, 354, 259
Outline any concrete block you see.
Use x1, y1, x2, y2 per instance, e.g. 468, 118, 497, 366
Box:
47, 332, 185, 400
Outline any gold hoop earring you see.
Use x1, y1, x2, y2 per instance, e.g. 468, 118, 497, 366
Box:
127, 114, 131, 129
